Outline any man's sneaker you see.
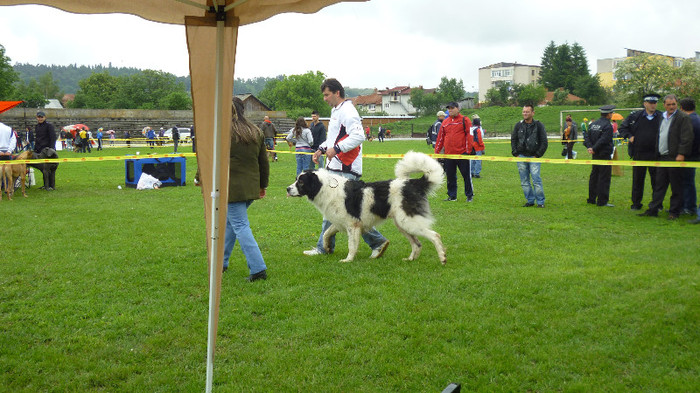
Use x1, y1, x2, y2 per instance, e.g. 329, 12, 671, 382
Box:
246, 270, 267, 282
303, 248, 323, 256
522, 202, 535, 207
444, 197, 457, 202
536, 204, 545, 208
467, 196, 473, 202
370, 240, 390, 259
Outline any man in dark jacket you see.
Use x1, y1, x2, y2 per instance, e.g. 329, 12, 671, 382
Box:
427, 110, 445, 149
585, 105, 616, 207
639, 94, 694, 220
309, 110, 326, 168
679, 97, 700, 221
171, 125, 180, 153
511, 104, 548, 207
32, 111, 58, 190
618, 93, 663, 210
260, 116, 277, 161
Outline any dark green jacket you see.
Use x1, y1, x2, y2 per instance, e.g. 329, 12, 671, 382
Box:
228, 134, 270, 203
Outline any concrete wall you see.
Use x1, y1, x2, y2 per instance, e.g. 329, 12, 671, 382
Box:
0, 108, 289, 137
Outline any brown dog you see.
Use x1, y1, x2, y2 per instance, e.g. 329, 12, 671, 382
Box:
1, 150, 32, 200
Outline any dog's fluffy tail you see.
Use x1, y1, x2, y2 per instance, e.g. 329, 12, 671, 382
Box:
395, 151, 444, 193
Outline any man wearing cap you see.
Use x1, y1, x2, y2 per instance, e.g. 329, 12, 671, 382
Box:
511, 104, 548, 207
435, 101, 474, 202
427, 110, 445, 149
33, 111, 58, 190
639, 94, 694, 220
585, 105, 616, 207
618, 93, 663, 210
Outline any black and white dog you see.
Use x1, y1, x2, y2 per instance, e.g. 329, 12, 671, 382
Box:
286, 151, 446, 264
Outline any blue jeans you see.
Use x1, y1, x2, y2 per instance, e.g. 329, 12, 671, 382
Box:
223, 201, 266, 274
296, 152, 313, 176
314, 171, 387, 253
471, 150, 483, 176
517, 155, 545, 205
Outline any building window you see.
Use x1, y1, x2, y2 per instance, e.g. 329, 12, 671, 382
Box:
385, 103, 389, 109
369, 104, 375, 111
674, 59, 683, 67
531, 70, 535, 76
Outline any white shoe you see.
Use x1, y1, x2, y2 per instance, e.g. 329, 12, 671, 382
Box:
370, 240, 390, 259
303, 248, 322, 256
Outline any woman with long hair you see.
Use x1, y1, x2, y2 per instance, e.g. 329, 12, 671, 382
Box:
286, 116, 314, 176
221, 97, 270, 282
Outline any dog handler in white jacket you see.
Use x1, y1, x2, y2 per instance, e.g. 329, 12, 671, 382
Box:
303, 78, 390, 258
0, 122, 17, 160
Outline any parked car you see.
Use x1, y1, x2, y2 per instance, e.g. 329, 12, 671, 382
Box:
163, 127, 191, 141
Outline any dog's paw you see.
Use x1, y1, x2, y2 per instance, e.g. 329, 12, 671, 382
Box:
339, 258, 353, 263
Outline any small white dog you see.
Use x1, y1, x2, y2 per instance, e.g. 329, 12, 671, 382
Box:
287, 151, 446, 264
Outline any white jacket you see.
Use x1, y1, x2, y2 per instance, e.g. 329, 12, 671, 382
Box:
319, 100, 365, 176
0, 122, 17, 153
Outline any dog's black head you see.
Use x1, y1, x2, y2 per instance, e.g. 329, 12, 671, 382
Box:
286, 170, 322, 200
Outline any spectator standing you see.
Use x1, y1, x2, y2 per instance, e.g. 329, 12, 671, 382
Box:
679, 97, 700, 222
171, 125, 180, 153
638, 94, 694, 220
580, 117, 589, 142
428, 110, 445, 149
435, 101, 474, 202
146, 127, 156, 149
96, 128, 104, 151
618, 93, 663, 210
124, 130, 131, 148
260, 115, 278, 162
286, 117, 314, 176
33, 111, 58, 190
584, 105, 616, 207
222, 97, 269, 282
377, 125, 385, 142
511, 104, 548, 207
469, 116, 485, 178
562, 115, 578, 159
309, 110, 326, 168
25, 126, 35, 151
304, 78, 390, 258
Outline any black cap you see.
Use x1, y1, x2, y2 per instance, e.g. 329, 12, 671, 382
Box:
643, 93, 661, 103
599, 104, 616, 114
445, 101, 459, 109
36, 111, 46, 117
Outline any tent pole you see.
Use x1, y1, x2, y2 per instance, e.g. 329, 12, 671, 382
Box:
206, 12, 226, 393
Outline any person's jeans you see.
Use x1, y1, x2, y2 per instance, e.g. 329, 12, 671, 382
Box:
223, 200, 266, 274
314, 171, 387, 253
517, 155, 545, 205
173, 139, 179, 152
471, 150, 483, 176
296, 152, 313, 176
264, 138, 277, 159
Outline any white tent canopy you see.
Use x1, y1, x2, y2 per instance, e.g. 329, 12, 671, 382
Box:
0, 0, 365, 391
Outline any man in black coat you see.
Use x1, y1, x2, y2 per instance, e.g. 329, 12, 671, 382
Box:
308, 110, 326, 169
585, 105, 615, 207
639, 94, 694, 220
32, 111, 58, 191
618, 93, 663, 210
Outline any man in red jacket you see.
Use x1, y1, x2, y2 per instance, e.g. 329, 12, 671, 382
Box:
434, 101, 474, 202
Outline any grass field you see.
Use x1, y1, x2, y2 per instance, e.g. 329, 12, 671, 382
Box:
1, 139, 699, 392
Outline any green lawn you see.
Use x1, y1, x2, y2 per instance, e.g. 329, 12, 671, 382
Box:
1, 140, 698, 392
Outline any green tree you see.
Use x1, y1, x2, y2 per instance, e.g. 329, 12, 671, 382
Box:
72, 71, 120, 108
409, 88, 441, 116
0, 44, 19, 99
14, 78, 48, 108
550, 89, 571, 106
671, 60, 700, 102
516, 84, 547, 106
573, 74, 608, 105
485, 84, 510, 107
436, 77, 465, 103
613, 53, 674, 106
538, 41, 559, 91
258, 71, 328, 116
37, 72, 62, 100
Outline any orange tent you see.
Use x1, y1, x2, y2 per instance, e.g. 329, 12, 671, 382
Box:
0, 1, 365, 391
0, 100, 23, 114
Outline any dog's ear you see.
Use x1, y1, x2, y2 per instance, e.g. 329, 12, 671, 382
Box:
298, 172, 322, 200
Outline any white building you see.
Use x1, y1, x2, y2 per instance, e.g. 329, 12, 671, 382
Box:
478, 62, 541, 103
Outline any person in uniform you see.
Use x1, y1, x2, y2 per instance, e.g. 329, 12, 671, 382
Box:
585, 105, 615, 207
618, 93, 663, 210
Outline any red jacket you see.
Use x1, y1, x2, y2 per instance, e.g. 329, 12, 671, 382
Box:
469, 126, 485, 153
434, 114, 472, 155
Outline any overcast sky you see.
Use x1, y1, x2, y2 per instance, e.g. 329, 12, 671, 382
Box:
0, 0, 698, 92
